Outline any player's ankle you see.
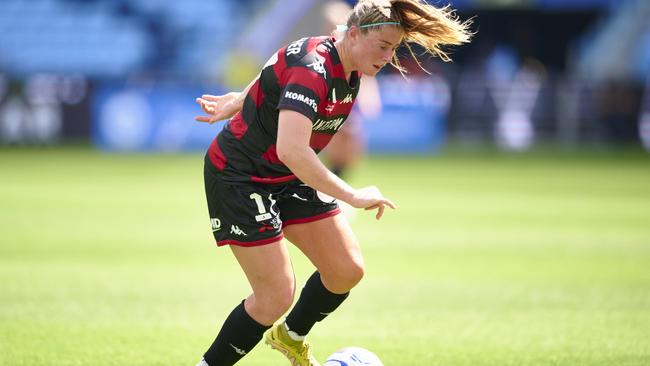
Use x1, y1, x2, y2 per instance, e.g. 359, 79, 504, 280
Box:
284, 322, 306, 342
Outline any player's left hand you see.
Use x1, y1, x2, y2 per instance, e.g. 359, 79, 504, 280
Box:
348, 186, 397, 220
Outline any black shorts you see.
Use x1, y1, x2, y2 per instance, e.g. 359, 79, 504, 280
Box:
204, 157, 340, 247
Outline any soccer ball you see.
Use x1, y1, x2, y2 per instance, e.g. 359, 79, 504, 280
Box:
324, 347, 383, 366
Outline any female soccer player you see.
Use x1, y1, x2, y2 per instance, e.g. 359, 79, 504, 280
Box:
194, 1, 472, 365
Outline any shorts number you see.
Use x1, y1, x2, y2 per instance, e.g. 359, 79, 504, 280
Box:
249, 193, 266, 214
250, 193, 274, 222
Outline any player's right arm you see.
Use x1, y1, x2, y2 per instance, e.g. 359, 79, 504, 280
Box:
277, 110, 396, 220
194, 75, 259, 124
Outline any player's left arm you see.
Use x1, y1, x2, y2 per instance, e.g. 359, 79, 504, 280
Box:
195, 74, 259, 124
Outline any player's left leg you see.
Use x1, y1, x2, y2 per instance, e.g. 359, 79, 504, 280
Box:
280, 214, 364, 339
265, 214, 361, 365
263, 185, 362, 365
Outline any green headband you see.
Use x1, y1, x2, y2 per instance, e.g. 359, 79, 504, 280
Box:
360, 21, 401, 28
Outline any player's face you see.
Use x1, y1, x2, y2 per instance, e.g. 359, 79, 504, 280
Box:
353, 26, 403, 76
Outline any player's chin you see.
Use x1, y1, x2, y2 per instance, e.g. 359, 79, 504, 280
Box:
362, 65, 382, 76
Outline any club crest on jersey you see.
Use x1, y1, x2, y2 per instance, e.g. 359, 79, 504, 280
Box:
284, 91, 318, 112
287, 37, 307, 56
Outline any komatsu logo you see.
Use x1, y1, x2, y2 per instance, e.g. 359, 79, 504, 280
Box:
313, 117, 345, 131
284, 91, 318, 112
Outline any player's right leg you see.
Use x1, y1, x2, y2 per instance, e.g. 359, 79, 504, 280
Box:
199, 240, 295, 366
200, 159, 294, 365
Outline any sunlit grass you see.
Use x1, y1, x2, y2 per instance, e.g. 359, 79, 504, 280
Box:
1, 146, 649, 365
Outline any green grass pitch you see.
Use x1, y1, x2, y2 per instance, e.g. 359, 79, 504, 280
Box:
1, 146, 649, 365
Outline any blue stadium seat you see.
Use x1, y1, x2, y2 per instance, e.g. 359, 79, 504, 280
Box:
0, 0, 244, 78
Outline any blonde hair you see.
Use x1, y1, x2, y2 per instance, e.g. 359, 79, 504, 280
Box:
346, 0, 473, 73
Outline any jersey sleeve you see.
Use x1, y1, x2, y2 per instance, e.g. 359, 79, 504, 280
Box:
277, 63, 328, 122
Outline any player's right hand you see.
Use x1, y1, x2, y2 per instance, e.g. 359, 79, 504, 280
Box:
348, 186, 397, 220
195, 92, 242, 124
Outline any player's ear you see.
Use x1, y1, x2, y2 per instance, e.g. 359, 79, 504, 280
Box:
347, 25, 360, 42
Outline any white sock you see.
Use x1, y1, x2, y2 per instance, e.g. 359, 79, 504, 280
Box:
284, 323, 305, 341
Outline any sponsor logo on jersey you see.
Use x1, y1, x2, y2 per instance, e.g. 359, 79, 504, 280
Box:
306, 58, 327, 77
230, 225, 247, 236
313, 117, 345, 132
210, 218, 221, 232
286, 37, 307, 56
342, 93, 353, 103
284, 91, 318, 112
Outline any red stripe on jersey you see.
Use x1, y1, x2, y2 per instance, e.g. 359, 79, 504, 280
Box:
324, 102, 354, 116
228, 113, 248, 140
248, 80, 265, 108
250, 174, 297, 184
261, 144, 283, 165
309, 132, 334, 151
331, 59, 346, 79
306, 37, 322, 54
207, 138, 226, 170
318, 97, 331, 112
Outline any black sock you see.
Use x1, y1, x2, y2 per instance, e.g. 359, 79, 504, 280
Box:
203, 300, 270, 366
284, 271, 349, 336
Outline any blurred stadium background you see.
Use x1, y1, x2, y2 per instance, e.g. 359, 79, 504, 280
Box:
0, 0, 649, 150
1, 1, 650, 365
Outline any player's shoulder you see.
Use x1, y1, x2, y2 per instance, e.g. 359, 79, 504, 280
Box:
283, 36, 332, 60
283, 36, 335, 79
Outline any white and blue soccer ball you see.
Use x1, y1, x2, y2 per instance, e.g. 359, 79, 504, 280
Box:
324, 347, 384, 366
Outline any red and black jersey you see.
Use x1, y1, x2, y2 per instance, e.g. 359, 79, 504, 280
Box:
207, 36, 361, 184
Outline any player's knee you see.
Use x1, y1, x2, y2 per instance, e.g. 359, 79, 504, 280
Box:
274, 285, 295, 315
344, 260, 365, 288
323, 259, 365, 293
251, 285, 295, 324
